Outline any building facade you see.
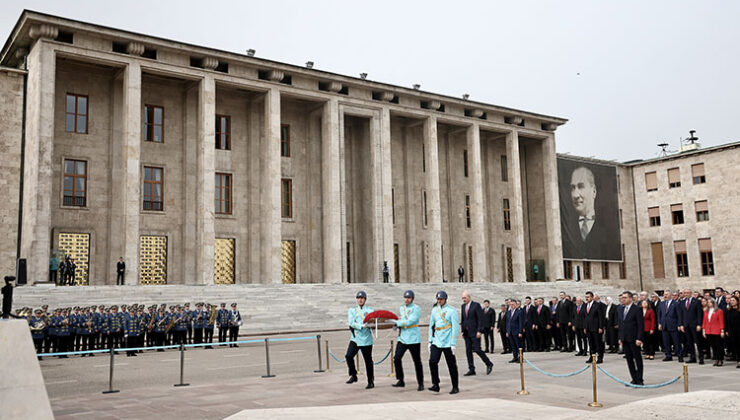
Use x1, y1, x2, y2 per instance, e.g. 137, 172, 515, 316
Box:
0, 11, 566, 285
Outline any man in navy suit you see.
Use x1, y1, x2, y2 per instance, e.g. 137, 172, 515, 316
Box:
583, 291, 605, 363
657, 290, 682, 361
679, 288, 704, 364
506, 299, 524, 363
715, 287, 727, 310
522, 297, 535, 352
617, 291, 644, 385
460, 291, 494, 376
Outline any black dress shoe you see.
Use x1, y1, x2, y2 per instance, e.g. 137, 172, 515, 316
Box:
678, 356, 684, 363
392, 380, 405, 388
449, 387, 459, 394
699, 360, 705, 365
346, 375, 358, 384
585, 359, 593, 364
463, 371, 476, 376
509, 359, 518, 363
687, 359, 696, 364
486, 364, 493, 375
418, 384, 425, 391
662, 357, 673, 362
428, 385, 440, 392
596, 359, 603, 364
365, 383, 374, 389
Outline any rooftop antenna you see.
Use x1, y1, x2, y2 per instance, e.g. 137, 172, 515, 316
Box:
684, 130, 699, 145
657, 142, 670, 157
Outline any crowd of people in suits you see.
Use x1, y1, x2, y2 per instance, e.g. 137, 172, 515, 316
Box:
23, 302, 244, 359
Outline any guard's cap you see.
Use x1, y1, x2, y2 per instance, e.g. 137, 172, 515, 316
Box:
403, 290, 415, 299
35, 309, 42, 314
231, 302, 237, 307
435, 291, 448, 300
356, 291, 367, 299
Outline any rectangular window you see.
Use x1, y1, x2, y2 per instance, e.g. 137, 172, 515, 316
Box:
619, 209, 623, 229
564, 260, 573, 280
699, 238, 714, 276
648, 206, 661, 227
691, 163, 706, 184
602, 262, 610, 279
674, 240, 689, 277
645, 171, 658, 192
144, 105, 164, 142
671, 203, 684, 225
695, 200, 709, 222
215, 173, 232, 215
667, 167, 681, 188
651, 242, 665, 278
422, 190, 428, 227
465, 195, 471, 228
463, 150, 469, 177
143, 166, 163, 211
503, 198, 511, 231
280, 124, 290, 157
501, 155, 508, 181
619, 244, 626, 279
215, 115, 230, 150
65, 93, 88, 134
583, 261, 591, 280
63, 159, 87, 207
281, 178, 292, 218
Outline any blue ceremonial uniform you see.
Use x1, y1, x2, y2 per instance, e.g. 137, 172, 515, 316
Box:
345, 303, 374, 385
217, 308, 230, 343
428, 303, 460, 391
397, 303, 422, 345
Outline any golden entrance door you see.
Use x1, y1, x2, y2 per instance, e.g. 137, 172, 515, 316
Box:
214, 238, 235, 284
281, 240, 296, 284
139, 235, 167, 285
57, 232, 90, 285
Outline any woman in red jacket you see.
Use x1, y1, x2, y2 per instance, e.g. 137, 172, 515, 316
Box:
641, 300, 656, 360
703, 299, 726, 366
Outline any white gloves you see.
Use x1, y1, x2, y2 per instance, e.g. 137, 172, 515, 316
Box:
389, 319, 397, 325
428, 342, 432, 351
451, 346, 456, 354
361, 323, 368, 329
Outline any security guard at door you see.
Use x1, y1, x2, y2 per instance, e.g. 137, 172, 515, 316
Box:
428, 290, 460, 394
391, 290, 424, 390
345, 290, 375, 389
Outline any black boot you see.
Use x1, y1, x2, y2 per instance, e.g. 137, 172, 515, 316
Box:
392, 380, 405, 388
346, 375, 358, 384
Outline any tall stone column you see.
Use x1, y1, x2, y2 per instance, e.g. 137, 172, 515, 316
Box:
541, 134, 564, 280
321, 98, 342, 283
21, 38, 55, 284
506, 130, 527, 283
466, 123, 488, 282
377, 107, 395, 282
423, 117, 443, 283
196, 75, 216, 284
261, 88, 282, 284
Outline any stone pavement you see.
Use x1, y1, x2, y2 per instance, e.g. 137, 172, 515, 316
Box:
41, 330, 740, 420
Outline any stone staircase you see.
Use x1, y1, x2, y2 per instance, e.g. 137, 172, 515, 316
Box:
12, 282, 626, 334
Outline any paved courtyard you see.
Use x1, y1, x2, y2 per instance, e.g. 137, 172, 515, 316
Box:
40, 330, 739, 419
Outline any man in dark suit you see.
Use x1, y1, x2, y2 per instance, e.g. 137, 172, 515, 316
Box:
617, 291, 644, 385
506, 300, 524, 362
460, 291, 493, 375
679, 288, 704, 364
715, 287, 727, 310
657, 290, 682, 361
116, 257, 126, 285
572, 297, 587, 356
481, 300, 496, 353
583, 291, 605, 363
522, 297, 535, 352
497, 303, 509, 354
533, 298, 551, 352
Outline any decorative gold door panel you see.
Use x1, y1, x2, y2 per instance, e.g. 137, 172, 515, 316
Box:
214, 238, 235, 284
58, 233, 90, 285
139, 235, 167, 285
281, 240, 296, 284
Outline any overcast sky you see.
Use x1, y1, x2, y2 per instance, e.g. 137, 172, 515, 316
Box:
3, 1, 738, 161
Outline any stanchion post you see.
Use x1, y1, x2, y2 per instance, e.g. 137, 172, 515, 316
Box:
517, 348, 528, 395
588, 354, 602, 408
262, 338, 275, 378
314, 335, 325, 373
388, 340, 395, 377
174, 343, 190, 387
325, 340, 331, 372
102, 347, 119, 394
683, 363, 688, 393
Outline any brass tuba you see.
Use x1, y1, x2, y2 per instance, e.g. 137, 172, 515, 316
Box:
208, 306, 218, 325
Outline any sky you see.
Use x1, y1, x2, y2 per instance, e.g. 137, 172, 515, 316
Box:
2, 1, 739, 162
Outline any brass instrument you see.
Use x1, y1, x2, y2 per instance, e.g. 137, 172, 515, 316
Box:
30, 318, 47, 332
165, 315, 182, 333
208, 307, 218, 325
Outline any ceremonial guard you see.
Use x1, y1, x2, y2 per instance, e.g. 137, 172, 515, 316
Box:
345, 291, 374, 389
228, 303, 242, 347
217, 303, 230, 344
192, 302, 206, 344
428, 291, 460, 394
204, 304, 215, 349
391, 290, 424, 390
29, 309, 47, 359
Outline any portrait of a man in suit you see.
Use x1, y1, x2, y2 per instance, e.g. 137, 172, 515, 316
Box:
558, 158, 621, 261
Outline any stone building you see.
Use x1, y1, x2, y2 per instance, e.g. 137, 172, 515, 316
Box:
0, 11, 566, 286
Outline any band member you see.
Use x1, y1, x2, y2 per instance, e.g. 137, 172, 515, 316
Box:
153, 307, 169, 350
204, 304, 215, 349
228, 303, 242, 347
124, 307, 140, 356
70, 306, 81, 351
345, 291, 374, 389
78, 307, 92, 356
192, 302, 205, 345
217, 303, 230, 344
100, 307, 111, 350
391, 290, 424, 390
54, 308, 71, 358
174, 306, 189, 346
109, 305, 124, 350
428, 291, 460, 394
29, 309, 47, 359
167, 306, 178, 345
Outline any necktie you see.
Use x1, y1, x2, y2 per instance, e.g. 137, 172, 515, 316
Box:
686, 299, 689, 309
623, 305, 629, 320
587, 302, 591, 313
465, 304, 469, 317
580, 218, 590, 240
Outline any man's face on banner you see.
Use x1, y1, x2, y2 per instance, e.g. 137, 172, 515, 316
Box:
570, 167, 597, 217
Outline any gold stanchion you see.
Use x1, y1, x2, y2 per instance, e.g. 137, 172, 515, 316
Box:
588, 354, 602, 408
517, 348, 529, 395
683, 363, 688, 393
388, 340, 395, 377
325, 340, 331, 372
